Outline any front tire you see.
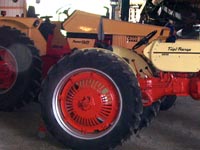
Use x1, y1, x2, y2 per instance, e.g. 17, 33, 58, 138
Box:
40, 49, 142, 150
160, 95, 177, 111
138, 101, 161, 129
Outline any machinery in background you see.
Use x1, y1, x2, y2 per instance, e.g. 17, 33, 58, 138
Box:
117, 0, 200, 39
140, 0, 200, 39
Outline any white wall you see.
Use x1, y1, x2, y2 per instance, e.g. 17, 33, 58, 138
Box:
0, 0, 26, 17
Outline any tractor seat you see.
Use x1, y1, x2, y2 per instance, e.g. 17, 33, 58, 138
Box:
27, 6, 39, 18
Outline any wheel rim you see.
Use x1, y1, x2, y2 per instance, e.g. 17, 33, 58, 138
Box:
0, 46, 17, 93
52, 68, 122, 140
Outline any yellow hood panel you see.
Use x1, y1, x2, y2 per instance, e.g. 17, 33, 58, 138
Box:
63, 10, 169, 37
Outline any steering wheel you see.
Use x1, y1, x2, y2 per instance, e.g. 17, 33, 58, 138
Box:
40, 16, 53, 22
132, 30, 157, 50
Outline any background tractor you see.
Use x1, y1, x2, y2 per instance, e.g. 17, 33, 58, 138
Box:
1, 0, 200, 150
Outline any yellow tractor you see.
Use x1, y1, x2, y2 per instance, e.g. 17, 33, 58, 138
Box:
1, 1, 200, 150
0, 1, 169, 111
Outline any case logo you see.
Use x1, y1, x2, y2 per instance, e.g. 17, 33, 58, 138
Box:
73, 40, 90, 44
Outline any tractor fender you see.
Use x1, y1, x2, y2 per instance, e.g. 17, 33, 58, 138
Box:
0, 17, 42, 29
111, 46, 153, 78
0, 17, 47, 55
82, 46, 153, 78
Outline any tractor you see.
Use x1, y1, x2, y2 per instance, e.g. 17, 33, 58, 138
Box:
0, 0, 200, 150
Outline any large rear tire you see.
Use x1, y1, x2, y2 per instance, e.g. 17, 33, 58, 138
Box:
0, 26, 42, 111
39, 49, 143, 150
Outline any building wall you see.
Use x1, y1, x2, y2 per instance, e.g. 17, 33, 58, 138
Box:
0, 0, 26, 17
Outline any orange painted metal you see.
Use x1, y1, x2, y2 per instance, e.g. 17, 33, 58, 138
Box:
59, 71, 120, 133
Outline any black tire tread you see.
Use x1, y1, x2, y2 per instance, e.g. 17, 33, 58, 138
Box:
0, 26, 42, 111
160, 95, 177, 111
138, 101, 161, 130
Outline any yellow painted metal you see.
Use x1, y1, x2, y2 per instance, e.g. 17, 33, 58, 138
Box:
112, 46, 153, 77
63, 11, 100, 34
63, 10, 170, 51
144, 40, 200, 72
0, 17, 39, 28
0, 17, 47, 55
63, 10, 168, 36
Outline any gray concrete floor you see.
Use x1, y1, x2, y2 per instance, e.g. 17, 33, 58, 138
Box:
0, 97, 200, 150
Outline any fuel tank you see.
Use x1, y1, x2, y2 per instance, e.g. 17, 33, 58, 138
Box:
144, 39, 200, 72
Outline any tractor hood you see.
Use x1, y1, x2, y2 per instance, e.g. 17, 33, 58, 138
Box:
62, 10, 169, 37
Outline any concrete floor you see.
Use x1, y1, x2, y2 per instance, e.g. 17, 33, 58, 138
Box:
0, 97, 200, 150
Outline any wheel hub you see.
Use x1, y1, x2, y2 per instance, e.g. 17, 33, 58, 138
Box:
56, 70, 121, 135
78, 96, 94, 111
